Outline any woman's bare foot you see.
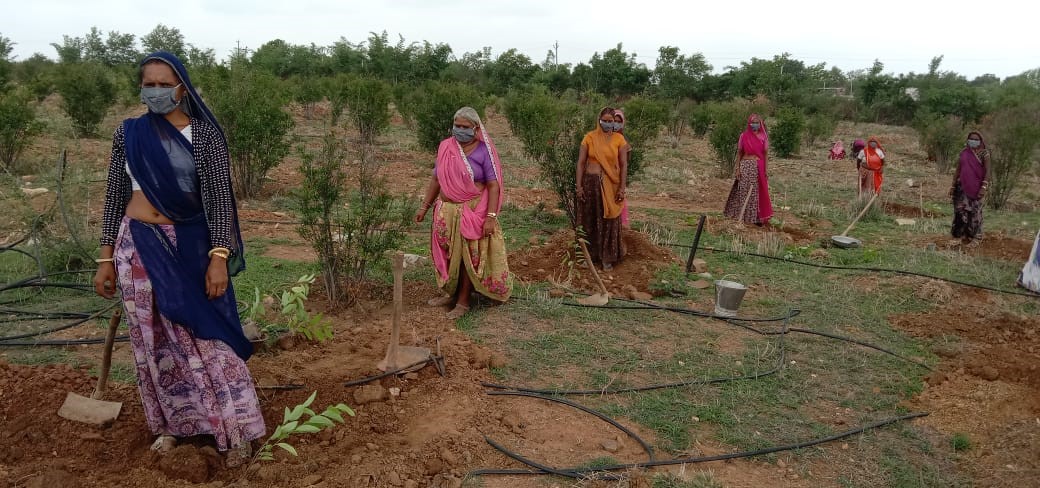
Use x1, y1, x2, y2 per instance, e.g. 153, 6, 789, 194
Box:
446, 304, 470, 319
150, 435, 176, 454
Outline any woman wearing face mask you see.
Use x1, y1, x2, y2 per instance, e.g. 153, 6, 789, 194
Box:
93, 52, 264, 466
613, 109, 632, 228
855, 136, 886, 196
416, 107, 511, 319
577, 107, 630, 270
949, 131, 990, 246
723, 114, 773, 225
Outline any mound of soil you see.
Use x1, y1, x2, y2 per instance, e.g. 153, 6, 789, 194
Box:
883, 201, 941, 219
509, 229, 681, 297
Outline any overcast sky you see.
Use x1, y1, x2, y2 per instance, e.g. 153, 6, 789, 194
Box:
4, 0, 1038, 79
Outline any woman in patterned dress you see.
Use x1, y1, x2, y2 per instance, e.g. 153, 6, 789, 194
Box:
950, 131, 990, 246
415, 107, 511, 319
577, 107, 630, 270
723, 113, 773, 225
92, 51, 264, 467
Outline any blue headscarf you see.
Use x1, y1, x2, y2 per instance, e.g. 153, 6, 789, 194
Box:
124, 51, 251, 360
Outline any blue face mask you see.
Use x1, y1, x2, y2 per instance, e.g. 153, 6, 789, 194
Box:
613, 122, 623, 132
967, 139, 981, 148
600, 120, 613, 132
452, 127, 475, 143
750, 123, 761, 132
869, 142, 878, 149
140, 84, 182, 114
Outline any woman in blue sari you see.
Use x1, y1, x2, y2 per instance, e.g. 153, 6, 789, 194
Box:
92, 52, 264, 467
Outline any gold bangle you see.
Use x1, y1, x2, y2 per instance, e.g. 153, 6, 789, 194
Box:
211, 252, 229, 260
208, 247, 231, 259
94, 258, 114, 263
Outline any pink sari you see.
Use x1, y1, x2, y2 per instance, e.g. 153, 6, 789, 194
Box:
739, 115, 773, 221
430, 127, 508, 301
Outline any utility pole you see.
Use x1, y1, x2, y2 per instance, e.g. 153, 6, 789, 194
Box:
554, 41, 559, 68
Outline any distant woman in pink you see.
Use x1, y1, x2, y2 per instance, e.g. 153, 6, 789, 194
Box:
723, 114, 773, 225
415, 107, 511, 319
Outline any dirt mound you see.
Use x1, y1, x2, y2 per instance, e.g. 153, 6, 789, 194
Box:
509, 229, 681, 296
883, 201, 941, 218
706, 215, 819, 245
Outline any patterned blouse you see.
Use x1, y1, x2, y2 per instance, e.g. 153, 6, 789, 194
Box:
100, 117, 235, 252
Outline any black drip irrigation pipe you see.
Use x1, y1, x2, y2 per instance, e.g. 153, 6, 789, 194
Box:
343, 356, 445, 387
0, 336, 130, 346
471, 412, 929, 480
0, 302, 118, 343
486, 390, 656, 463
669, 242, 1039, 298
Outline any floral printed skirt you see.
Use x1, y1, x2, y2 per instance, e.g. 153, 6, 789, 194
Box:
114, 217, 265, 451
431, 201, 512, 301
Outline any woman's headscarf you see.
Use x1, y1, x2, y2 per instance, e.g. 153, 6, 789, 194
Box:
434, 107, 503, 238
137, 51, 225, 143
613, 109, 625, 133
965, 130, 987, 150
738, 113, 768, 157
852, 139, 866, 153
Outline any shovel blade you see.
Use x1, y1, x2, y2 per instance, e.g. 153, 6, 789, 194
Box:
378, 346, 432, 373
57, 391, 122, 426
576, 293, 610, 306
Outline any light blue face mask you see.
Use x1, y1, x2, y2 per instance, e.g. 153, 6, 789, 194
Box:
452, 127, 476, 143
140, 84, 182, 114
967, 139, 981, 148
750, 123, 761, 132
599, 120, 613, 132
612, 122, 623, 132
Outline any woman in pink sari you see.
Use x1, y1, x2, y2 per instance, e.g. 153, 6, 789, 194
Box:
415, 107, 511, 319
723, 114, 773, 225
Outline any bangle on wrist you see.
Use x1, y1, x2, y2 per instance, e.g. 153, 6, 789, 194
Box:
95, 258, 114, 264
208, 247, 231, 259
486, 212, 497, 218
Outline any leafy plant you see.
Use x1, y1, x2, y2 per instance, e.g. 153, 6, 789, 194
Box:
54, 62, 117, 137
951, 433, 971, 452
983, 102, 1040, 210
770, 106, 805, 158
250, 391, 354, 466
914, 113, 964, 174
280, 274, 333, 342
0, 87, 44, 173
619, 95, 669, 178
706, 101, 748, 178
208, 63, 294, 198
397, 80, 484, 152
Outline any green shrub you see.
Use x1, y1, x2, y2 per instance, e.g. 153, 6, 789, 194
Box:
804, 111, 838, 149
618, 95, 668, 178
770, 106, 806, 158
706, 101, 748, 177
54, 62, 117, 137
398, 80, 484, 152
334, 75, 392, 145
984, 102, 1040, 210
951, 433, 971, 452
914, 113, 964, 174
689, 102, 713, 137
504, 86, 603, 225
208, 65, 294, 198
0, 87, 44, 173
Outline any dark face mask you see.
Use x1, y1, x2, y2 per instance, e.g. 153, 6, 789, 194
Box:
869, 142, 878, 149
453, 127, 476, 143
600, 120, 613, 132
750, 123, 761, 132
140, 84, 182, 114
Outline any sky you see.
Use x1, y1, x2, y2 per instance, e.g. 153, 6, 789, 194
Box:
3, 0, 1038, 79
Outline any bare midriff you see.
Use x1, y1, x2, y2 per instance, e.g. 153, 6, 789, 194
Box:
584, 162, 602, 175
126, 191, 174, 224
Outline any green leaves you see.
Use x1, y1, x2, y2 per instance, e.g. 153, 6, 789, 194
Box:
251, 392, 355, 468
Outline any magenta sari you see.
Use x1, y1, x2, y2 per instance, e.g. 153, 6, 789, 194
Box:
738, 116, 773, 221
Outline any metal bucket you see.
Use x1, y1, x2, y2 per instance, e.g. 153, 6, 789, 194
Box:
714, 277, 747, 317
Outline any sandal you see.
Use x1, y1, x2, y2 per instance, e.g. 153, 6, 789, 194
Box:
446, 304, 470, 319
150, 435, 176, 454
225, 443, 252, 468
427, 295, 454, 307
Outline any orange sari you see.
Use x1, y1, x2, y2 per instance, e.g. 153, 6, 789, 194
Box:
581, 130, 629, 218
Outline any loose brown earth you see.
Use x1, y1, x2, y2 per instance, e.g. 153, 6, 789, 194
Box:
2, 103, 1038, 487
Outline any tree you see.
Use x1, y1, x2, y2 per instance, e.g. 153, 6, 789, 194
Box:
51, 35, 84, 63
141, 24, 186, 59
984, 102, 1040, 210
398, 80, 484, 152
588, 44, 651, 97
208, 65, 294, 198
652, 46, 711, 102
617, 96, 668, 177
0, 34, 12, 89
54, 62, 116, 137
487, 49, 537, 94
0, 87, 43, 173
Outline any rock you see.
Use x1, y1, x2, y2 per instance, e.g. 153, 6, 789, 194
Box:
600, 439, 619, 452
776, 459, 786, 468
21, 187, 49, 197
469, 348, 492, 369
931, 343, 962, 359
300, 474, 323, 486
388, 387, 401, 397
425, 457, 444, 475
691, 258, 708, 273
159, 445, 211, 483
925, 371, 950, 385
978, 366, 1000, 381
277, 334, 296, 350
535, 268, 546, 275
501, 411, 523, 430
353, 385, 388, 405
403, 372, 419, 380
489, 352, 508, 369
630, 291, 653, 301
402, 253, 428, 269
895, 218, 917, 226
688, 280, 710, 289
440, 447, 460, 466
